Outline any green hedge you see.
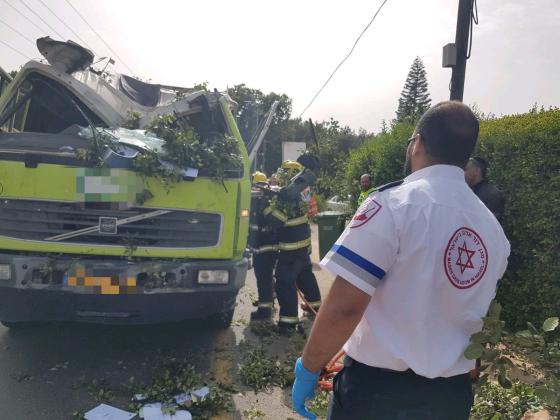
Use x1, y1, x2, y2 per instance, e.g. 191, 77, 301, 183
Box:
478, 109, 560, 329
346, 121, 413, 208
345, 109, 560, 330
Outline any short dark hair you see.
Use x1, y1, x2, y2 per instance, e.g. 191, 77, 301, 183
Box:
415, 101, 479, 167
470, 156, 488, 178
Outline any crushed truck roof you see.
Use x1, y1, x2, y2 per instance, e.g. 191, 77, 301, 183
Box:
2, 37, 237, 130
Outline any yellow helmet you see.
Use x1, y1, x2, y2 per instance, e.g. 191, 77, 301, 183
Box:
252, 171, 268, 184
281, 160, 303, 171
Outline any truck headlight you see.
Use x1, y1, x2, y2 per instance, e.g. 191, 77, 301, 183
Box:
197, 270, 229, 285
0, 264, 11, 281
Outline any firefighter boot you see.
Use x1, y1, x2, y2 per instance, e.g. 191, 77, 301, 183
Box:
250, 307, 272, 321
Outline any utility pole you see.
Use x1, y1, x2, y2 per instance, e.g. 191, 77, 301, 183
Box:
449, 0, 473, 101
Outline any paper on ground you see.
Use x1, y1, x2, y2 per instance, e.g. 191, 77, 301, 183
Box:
142, 406, 192, 420
84, 403, 135, 420
191, 386, 210, 399
139, 403, 162, 418
174, 393, 191, 405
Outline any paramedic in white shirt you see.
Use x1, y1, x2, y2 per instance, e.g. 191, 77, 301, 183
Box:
291, 101, 510, 420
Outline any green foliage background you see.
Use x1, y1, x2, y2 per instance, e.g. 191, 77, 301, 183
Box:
345, 109, 560, 329
478, 109, 560, 329
228, 79, 558, 331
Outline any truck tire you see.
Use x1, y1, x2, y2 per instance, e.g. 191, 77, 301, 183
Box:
208, 308, 234, 329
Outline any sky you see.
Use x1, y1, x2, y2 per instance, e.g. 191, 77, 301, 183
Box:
1, 0, 559, 132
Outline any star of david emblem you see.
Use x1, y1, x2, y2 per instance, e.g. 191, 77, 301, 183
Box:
455, 240, 476, 274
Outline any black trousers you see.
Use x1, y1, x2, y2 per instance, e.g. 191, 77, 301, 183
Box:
252, 251, 277, 304
275, 249, 321, 321
327, 357, 474, 420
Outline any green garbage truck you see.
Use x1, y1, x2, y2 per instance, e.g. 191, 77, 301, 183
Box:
0, 38, 251, 327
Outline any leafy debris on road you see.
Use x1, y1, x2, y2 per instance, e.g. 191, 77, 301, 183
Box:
243, 406, 267, 419
308, 390, 330, 418
239, 347, 293, 391
129, 358, 233, 420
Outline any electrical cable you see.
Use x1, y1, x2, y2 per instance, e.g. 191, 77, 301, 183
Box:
0, 17, 36, 45
16, 0, 66, 40
297, 0, 389, 118
449, 0, 478, 91
35, 0, 97, 54
63, 0, 136, 75
1, 0, 50, 36
466, 0, 478, 59
0, 39, 33, 60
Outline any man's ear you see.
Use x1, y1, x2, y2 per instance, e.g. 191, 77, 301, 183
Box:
412, 134, 424, 157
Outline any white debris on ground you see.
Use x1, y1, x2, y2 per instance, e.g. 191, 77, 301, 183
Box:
142, 406, 192, 420
190, 386, 210, 400
84, 403, 136, 420
83, 385, 208, 420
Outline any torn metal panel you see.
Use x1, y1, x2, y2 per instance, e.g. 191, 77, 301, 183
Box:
36, 36, 94, 74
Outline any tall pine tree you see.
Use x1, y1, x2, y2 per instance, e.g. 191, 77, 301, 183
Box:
396, 57, 431, 121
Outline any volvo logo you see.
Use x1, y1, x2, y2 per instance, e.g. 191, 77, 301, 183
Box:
99, 217, 118, 234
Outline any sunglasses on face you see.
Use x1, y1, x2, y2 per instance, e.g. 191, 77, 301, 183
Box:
407, 135, 417, 147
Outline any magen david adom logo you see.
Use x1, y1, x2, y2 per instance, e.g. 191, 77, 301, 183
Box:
444, 227, 488, 289
349, 197, 382, 229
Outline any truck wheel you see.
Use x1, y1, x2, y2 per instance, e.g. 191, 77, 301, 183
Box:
208, 308, 234, 329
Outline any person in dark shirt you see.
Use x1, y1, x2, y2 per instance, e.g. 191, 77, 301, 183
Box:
465, 157, 505, 221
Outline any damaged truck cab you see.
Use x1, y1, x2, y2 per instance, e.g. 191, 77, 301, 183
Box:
0, 41, 250, 327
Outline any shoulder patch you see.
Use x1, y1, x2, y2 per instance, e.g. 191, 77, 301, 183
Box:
349, 197, 382, 228
377, 179, 404, 192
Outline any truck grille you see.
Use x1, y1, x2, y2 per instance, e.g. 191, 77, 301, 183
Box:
0, 199, 221, 248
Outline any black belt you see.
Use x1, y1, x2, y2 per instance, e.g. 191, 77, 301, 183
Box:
344, 356, 414, 374
344, 356, 471, 384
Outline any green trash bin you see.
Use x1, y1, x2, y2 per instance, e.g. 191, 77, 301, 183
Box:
316, 211, 346, 260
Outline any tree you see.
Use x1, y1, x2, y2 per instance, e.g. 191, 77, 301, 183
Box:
227, 84, 292, 143
396, 57, 431, 121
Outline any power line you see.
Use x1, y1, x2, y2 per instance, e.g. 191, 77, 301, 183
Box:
63, 0, 136, 75
35, 0, 96, 54
298, 0, 389, 118
1, 0, 49, 37
0, 39, 33, 60
17, 0, 66, 40
0, 17, 36, 45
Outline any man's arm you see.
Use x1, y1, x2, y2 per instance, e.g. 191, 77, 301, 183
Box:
301, 276, 371, 373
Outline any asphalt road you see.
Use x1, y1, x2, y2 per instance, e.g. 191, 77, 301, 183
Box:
0, 227, 333, 420
0, 305, 223, 419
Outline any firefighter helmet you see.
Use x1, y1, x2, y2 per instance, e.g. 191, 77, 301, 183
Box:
252, 171, 268, 184
281, 160, 303, 171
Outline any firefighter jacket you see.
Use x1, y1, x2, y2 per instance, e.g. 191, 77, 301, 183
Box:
264, 196, 311, 252
249, 188, 278, 253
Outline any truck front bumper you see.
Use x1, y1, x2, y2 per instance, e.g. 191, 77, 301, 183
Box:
0, 254, 247, 325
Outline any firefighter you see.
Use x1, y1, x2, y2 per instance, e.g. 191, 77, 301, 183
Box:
249, 171, 278, 321
265, 160, 321, 333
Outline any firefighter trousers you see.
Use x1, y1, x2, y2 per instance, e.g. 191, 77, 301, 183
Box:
275, 249, 321, 323
252, 251, 277, 306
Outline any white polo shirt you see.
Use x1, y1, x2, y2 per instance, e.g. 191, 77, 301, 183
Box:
321, 164, 510, 378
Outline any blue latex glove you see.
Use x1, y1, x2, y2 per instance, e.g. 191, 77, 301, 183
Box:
292, 357, 320, 420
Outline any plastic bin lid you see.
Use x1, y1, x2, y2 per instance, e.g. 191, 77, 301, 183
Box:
316, 211, 345, 217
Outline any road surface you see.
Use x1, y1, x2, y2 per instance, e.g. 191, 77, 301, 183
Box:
0, 226, 334, 419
